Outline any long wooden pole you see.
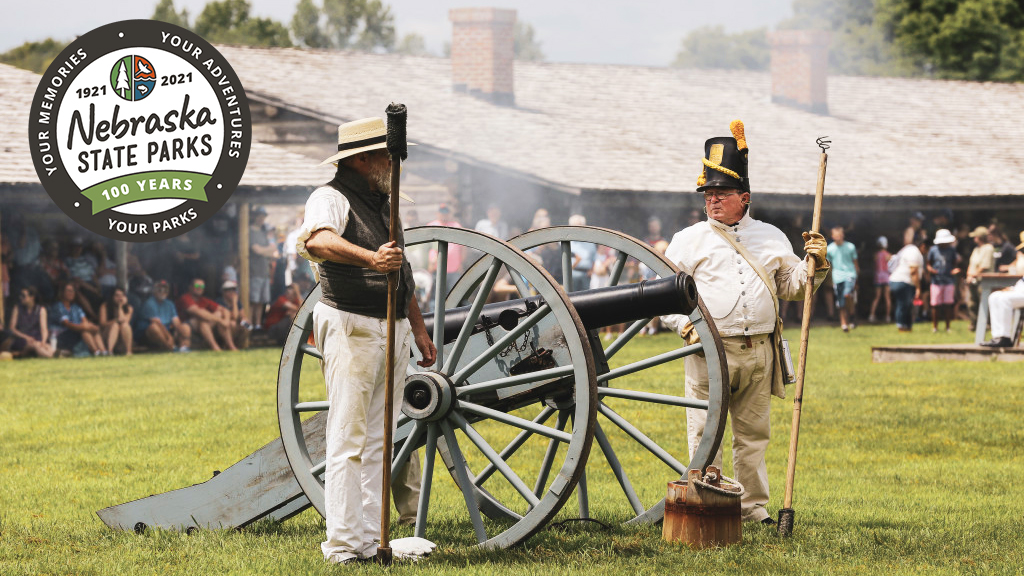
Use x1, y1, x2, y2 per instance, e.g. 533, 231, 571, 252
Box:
239, 204, 251, 323
379, 104, 407, 565
778, 139, 829, 536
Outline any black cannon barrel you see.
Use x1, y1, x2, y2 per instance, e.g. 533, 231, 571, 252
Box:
422, 272, 697, 344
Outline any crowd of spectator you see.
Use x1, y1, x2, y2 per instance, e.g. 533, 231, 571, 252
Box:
5, 203, 1022, 359
0, 206, 310, 359
813, 210, 1024, 335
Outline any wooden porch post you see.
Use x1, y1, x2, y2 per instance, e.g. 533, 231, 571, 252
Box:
239, 203, 250, 322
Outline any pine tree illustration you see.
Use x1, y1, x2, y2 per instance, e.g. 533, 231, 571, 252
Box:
115, 61, 130, 99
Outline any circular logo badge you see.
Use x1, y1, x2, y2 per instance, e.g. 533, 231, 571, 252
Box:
29, 20, 251, 242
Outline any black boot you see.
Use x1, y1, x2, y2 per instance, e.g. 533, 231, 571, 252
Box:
980, 337, 1013, 348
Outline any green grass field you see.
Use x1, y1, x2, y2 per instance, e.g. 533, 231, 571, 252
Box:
2, 321, 1023, 575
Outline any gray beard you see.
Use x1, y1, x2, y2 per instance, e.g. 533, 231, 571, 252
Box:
369, 161, 391, 195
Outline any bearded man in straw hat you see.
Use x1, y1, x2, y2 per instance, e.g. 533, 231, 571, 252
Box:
296, 117, 437, 564
660, 120, 830, 525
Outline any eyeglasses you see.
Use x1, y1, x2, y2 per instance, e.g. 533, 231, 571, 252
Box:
703, 191, 741, 202
193, 282, 205, 288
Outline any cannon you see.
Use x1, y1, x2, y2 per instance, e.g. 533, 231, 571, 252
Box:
98, 226, 729, 549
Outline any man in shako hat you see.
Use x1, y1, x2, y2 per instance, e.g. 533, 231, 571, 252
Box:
660, 121, 830, 525
295, 117, 437, 563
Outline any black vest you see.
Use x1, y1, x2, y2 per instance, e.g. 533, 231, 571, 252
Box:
318, 166, 414, 318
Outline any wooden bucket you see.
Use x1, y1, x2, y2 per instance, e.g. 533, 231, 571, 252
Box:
662, 466, 742, 548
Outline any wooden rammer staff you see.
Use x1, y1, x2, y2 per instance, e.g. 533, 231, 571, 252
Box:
378, 102, 408, 564
777, 136, 830, 537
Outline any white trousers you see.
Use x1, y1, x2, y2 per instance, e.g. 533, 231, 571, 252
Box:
685, 334, 772, 523
988, 288, 1024, 339
314, 303, 417, 562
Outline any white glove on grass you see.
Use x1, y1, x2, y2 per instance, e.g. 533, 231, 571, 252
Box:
391, 536, 437, 560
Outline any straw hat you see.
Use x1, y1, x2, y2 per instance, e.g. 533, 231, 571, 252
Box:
933, 229, 955, 245
319, 117, 416, 166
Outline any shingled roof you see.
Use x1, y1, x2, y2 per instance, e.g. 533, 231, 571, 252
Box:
218, 45, 1024, 199
0, 63, 332, 192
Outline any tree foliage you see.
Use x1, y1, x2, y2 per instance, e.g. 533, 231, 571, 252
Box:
876, 0, 1024, 81
395, 33, 431, 56
291, 0, 328, 48
289, 0, 395, 51
0, 38, 67, 74
779, 0, 1024, 81
514, 21, 545, 61
779, 0, 911, 76
194, 0, 292, 47
152, 0, 191, 29
672, 26, 769, 71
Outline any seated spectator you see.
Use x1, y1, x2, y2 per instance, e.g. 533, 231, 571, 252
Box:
177, 278, 237, 351
99, 287, 134, 356
216, 280, 250, 349
8, 286, 55, 358
64, 236, 101, 319
264, 283, 302, 345
981, 263, 1024, 348
52, 281, 106, 356
138, 279, 191, 352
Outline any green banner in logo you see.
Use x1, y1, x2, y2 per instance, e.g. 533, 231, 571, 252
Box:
81, 171, 211, 214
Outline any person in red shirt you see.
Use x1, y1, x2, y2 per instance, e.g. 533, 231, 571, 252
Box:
177, 278, 238, 351
264, 283, 303, 345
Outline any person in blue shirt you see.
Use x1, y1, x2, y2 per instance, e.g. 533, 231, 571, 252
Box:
826, 226, 859, 331
138, 279, 192, 352
53, 281, 106, 356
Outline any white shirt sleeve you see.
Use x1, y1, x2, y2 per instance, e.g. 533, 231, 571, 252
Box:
295, 186, 350, 264
659, 229, 694, 336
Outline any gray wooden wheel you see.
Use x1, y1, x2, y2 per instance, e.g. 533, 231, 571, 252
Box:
277, 227, 599, 549
447, 226, 729, 526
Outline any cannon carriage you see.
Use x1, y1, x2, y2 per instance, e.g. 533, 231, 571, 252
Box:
99, 226, 730, 549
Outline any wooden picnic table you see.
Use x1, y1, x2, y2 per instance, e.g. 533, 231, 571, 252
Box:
974, 273, 1021, 344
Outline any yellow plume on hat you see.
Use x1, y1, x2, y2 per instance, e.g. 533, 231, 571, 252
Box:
730, 119, 747, 151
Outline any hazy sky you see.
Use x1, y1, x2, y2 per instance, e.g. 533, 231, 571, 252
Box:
3, 0, 794, 66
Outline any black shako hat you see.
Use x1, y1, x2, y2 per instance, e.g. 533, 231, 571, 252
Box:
696, 120, 749, 193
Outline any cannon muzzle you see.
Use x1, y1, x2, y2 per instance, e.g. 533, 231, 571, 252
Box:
424, 272, 697, 344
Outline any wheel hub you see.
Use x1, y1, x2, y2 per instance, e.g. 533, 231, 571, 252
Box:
402, 371, 454, 422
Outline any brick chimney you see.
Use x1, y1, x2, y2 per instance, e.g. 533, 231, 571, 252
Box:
449, 8, 516, 106
767, 30, 831, 115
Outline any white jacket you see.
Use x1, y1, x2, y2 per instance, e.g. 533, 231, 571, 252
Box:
662, 213, 827, 337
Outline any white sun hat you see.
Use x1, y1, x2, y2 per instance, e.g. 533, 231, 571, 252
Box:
933, 228, 955, 245
319, 117, 416, 166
